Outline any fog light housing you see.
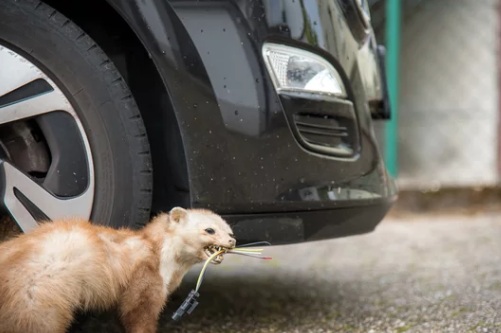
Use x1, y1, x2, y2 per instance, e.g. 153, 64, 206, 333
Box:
262, 43, 346, 98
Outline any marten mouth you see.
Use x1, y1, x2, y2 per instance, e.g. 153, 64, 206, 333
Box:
204, 245, 228, 264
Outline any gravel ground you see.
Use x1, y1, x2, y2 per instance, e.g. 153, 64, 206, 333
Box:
27, 213, 501, 332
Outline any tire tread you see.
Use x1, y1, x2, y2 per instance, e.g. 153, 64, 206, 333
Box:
3, 0, 153, 227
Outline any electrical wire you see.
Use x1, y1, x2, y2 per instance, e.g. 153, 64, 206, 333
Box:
195, 245, 271, 292
195, 249, 225, 292
228, 248, 263, 253
173, 242, 273, 320
236, 241, 272, 248
227, 251, 272, 260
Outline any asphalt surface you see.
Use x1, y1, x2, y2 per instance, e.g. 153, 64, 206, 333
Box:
61, 213, 501, 333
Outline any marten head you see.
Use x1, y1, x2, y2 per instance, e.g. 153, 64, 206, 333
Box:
168, 207, 236, 264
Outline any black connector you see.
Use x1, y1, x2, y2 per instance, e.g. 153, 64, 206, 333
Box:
172, 289, 200, 321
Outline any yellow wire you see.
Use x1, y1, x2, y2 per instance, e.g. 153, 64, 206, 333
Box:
231, 248, 263, 253
230, 250, 263, 254
195, 247, 266, 292
196, 249, 225, 292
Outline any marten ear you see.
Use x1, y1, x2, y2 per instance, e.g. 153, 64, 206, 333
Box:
170, 207, 188, 223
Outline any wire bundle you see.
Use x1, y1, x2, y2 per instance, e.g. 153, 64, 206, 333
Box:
195, 241, 272, 292
172, 241, 273, 321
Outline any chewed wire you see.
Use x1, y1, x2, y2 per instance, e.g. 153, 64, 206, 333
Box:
195, 242, 272, 293
195, 249, 226, 292
227, 251, 273, 260
236, 241, 272, 248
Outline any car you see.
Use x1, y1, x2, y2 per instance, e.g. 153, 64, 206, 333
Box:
0, 0, 396, 245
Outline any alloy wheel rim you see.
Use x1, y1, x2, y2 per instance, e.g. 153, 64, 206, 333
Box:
0, 44, 94, 231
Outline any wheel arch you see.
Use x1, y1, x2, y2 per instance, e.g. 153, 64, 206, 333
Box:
43, 0, 191, 213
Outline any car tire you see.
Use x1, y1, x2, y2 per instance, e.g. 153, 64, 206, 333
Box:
0, 0, 152, 228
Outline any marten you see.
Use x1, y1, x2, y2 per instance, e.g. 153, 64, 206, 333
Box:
0, 207, 236, 333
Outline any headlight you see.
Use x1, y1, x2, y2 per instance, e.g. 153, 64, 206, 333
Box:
262, 43, 347, 98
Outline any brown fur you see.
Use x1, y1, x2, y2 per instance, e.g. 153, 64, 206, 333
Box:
0, 207, 235, 333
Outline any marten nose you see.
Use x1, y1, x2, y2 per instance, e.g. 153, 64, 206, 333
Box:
228, 238, 236, 247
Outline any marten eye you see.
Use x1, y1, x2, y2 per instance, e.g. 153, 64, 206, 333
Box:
205, 228, 216, 235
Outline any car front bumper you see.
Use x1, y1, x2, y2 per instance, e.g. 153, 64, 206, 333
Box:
109, 0, 397, 242
226, 196, 396, 245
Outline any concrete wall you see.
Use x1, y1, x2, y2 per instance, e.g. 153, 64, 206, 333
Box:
398, 0, 499, 188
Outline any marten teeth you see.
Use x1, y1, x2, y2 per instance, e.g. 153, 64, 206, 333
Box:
205, 245, 227, 252
204, 245, 228, 260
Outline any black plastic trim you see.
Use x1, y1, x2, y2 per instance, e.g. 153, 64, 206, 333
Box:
225, 196, 395, 245
281, 94, 361, 159
371, 45, 392, 120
